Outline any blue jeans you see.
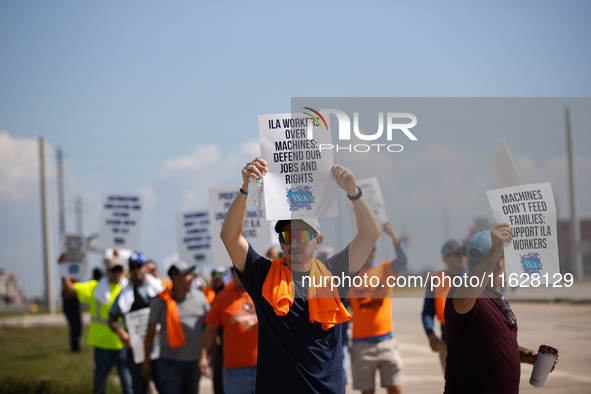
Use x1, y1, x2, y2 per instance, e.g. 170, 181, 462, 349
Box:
93, 347, 132, 394
126, 349, 164, 394
223, 366, 257, 394
63, 298, 81, 352
158, 358, 200, 394
63, 306, 82, 352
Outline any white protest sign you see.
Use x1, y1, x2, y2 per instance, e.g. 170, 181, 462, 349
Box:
487, 183, 560, 285
124, 308, 160, 364
176, 210, 212, 267
258, 113, 337, 220
98, 194, 143, 250
59, 234, 87, 280
209, 186, 275, 266
490, 139, 522, 188
348, 177, 389, 227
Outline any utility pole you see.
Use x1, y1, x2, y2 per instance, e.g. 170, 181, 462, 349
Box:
39, 138, 56, 313
76, 195, 83, 235
56, 147, 66, 239
566, 108, 584, 278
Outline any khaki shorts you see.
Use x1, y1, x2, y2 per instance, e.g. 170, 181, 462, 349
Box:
351, 336, 404, 390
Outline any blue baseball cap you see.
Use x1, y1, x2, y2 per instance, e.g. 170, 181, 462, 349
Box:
129, 252, 147, 265
467, 230, 492, 264
441, 239, 465, 257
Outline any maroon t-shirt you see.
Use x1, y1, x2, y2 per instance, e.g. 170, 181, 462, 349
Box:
444, 287, 520, 394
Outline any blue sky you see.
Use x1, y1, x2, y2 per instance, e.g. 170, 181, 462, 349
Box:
1, 1, 590, 299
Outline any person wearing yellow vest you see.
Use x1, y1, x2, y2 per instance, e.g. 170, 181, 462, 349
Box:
220, 158, 381, 394
421, 239, 467, 372
60, 253, 132, 394
347, 221, 408, 394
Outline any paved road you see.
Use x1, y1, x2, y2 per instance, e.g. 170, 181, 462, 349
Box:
3, 296, 590, 393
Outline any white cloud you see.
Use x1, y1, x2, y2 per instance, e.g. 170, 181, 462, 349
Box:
159, 140, 260, 207
163, 145, 221, 172
0, 131, 55, 202
241, 140, 261, 158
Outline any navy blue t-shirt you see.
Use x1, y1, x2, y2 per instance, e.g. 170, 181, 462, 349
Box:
238, 244, 351, 394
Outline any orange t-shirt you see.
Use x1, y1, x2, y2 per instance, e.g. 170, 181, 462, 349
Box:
203, 286, 217, 305
204, 286, 258, 369
347, 261, 396, 339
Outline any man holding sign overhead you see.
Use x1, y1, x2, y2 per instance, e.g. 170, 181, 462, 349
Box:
221, 157, 381, 394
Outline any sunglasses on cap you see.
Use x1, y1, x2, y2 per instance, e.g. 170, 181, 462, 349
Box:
498, 296, 517, 327
279, 230, 318, 245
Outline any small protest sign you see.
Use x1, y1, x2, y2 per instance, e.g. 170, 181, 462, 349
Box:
348, 177, 388, 227
124, 308, 160, 364
258, 113, 337, 220
98, 194, 143, 250
59, 234, 87, 280
209, 186, 274, 267
176, 210, 212, 268
487, 183, 560, 285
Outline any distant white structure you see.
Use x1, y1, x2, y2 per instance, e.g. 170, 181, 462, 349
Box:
0, 269, 25, 305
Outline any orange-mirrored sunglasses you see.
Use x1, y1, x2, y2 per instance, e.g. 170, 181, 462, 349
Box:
279, 230, 317, 245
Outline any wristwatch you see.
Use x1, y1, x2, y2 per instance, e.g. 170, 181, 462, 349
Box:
347, 186, 362, 201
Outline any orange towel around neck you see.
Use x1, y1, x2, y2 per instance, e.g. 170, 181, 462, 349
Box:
158, 288, 186, 349
262, 257, 351, 331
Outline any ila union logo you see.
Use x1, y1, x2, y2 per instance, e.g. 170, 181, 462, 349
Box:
520, 252, 543, 275
286, 186, 314, 211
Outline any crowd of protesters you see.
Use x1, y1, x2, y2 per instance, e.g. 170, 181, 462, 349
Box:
55, 157, 560, 394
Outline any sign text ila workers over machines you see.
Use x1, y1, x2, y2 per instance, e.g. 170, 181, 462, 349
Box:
98, 194, 143, 251
487, 183, 560, 285
176, 210, 212, 268
258, 113, 337, 220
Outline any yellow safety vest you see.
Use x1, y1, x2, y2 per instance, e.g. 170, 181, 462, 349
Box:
74, 280, 124, 350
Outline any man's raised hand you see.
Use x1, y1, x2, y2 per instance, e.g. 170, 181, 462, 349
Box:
331, 163, 357, 196
242, 158, 268, 190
